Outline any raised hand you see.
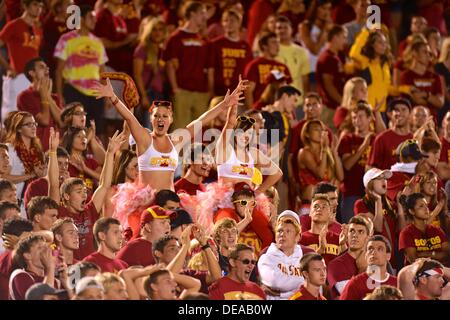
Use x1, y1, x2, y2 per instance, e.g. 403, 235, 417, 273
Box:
93, 78, 115, 99
49, 127, 60, 152
107, 130, 127, 154
339, 223, 348, 246
192, 224, 208, 246
180, 224, 193, 246
223, 75, 249, 109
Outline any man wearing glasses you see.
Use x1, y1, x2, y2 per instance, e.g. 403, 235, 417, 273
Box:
214, 182, 274, 255
209, 243, 266, 300
0, 0, 44, 122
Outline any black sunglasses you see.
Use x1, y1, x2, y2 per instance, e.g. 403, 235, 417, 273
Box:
238, 259, 257, 265
153, 100, 172, 107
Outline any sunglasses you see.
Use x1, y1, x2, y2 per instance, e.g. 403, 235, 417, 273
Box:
233, 200, 256, 207
153, 100, 172, 108
237, 116, 256, 124
237, 259, 257, 265
22, 122, 38, 128
72, 111, 87, 116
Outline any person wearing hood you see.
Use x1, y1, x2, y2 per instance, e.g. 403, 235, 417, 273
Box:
257, 210, 314, 300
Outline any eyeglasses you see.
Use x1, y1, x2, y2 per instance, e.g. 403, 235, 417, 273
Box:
153, 101, 172, 108
237, 116, 256, 124
22, 122, 38, 128
233, 200, 256, 207
73, 111, 87, 116
237, 259, 257, 265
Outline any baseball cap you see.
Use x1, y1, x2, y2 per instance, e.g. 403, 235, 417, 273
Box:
277, 210, 300, 226
387, 97, 412, 112
396, 139, 427, 163
170, 209, 193, 230
25, 283, 67, 300
140, 205, 172, 229
75, 277, 104, 295
363, 168, 393, 188
233, 182, 254, 193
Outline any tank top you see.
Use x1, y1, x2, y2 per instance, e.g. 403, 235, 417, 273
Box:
217, 148, 255, 181
138, 137, 178, 172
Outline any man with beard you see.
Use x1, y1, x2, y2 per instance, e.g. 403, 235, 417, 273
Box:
289, 253, 327, 300
208, 243, 266, 300
327, 216, 373, 299
340, 235, 397, 300
51, 218, 79, 266
258, 210, 314, 300
175, 144, 213, 196
83, 217, 128, 273
398, 258, 450, 300
116, 205, 171, 267
368, 98, 413, 170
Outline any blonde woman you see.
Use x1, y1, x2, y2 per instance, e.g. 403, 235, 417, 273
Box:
133, 17, 168, 127
334, 77, 386, 137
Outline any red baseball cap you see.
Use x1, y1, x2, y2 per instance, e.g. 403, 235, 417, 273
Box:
140, 205, 172, 229
233, 182, 254, 193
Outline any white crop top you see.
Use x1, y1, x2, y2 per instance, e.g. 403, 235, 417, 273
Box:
138, 137, 179, 172
217, 148, 255, 181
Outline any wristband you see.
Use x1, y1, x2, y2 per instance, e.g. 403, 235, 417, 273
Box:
201, 243, 210, 251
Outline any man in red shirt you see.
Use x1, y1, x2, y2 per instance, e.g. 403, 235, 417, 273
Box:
163, 1, 210, 128
83, 217, 128, 273
0, 218, 33, 300
116, 205, 171, 267
289, 253, 327, 300
17, 58, 62, 151
27, 196, 59, 232
0, 0, 44, 120
340, 235, 397, 300
300, 194, 343, 266
327, 216, 372, 299
244, 32, 292, 109
209, 243, 266, 300
207, 9, 252, 96
0, 202, 21, 253
368, 98, 413, 170
51, 218, 79, 266
316, 25, 348, 128
400, 42, 444, 119
23, 146, 70, 210
175, 144, 212, 196
338, 103, 375, 222
9, 235, 61, 300
214, 183, 274, 255
48, 128, 120, 260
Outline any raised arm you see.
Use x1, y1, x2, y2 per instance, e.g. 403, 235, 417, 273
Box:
173, 272, 201, 299
48, 128, 61, 202
253, 148, 283, 193
91, 131, 127, 213
86, 121, 106, 165
92, 78, 151, 153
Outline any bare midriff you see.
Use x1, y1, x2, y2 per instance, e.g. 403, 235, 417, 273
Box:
139, 171, 175, 191
219, 177, 253, 188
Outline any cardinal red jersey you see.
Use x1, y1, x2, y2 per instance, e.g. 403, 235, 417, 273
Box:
299, 230, 341, 265
289, 285, 327, 300
208, 276, 266, 300
83, 252, 129, 273
340, 272, 397, 300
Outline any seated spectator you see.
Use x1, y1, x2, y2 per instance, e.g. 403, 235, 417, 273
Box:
95, 272, 129, 300
364, 285, 404, 300
116, 206, 171, 266
0, 201, 21, 253
17, 58, 63, 151
83, 217, 128, 273
258, 210, 314, 300
27, 196, 59, 232
340, 235, 397, 300
300, 194, 343, 265
0, 179, 18, 206
51, 218, 79, 266
208, 243, 266, 300
25, 283, 68, 300
297, 120, 343, 203
73, 276, 105, 300
289, 253, 327, 300
399, 193, 449, 265
327, 216, 373, 299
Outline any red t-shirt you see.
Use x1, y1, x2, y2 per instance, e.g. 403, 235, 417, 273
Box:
367, 129, 413, 170
400, 69, 443, 117
116, 238, 155, 267
0, 250, 13, 300
68, 156, 99, 193
83, 252, 129, 273
208, 276, 266, 300
23, 178, 48, 215
399, 223, 448, 265
246, 0, 276, 47
9, 269, 60, 300
333, 106, 348, 130
207, 36, 252, 96
439, 137, 450, 167
289, 285, 327, 300
244, 56, 291, 107
338, 133, 375, 197
163, 29, 208, 92
182, 269, 209, 294
299, 214, 342, 235
340, 272, 397, 300
299, 230, 341, 265
0, 18, 42, 74
386, 171, 413, 203
174, 178, 205, 196
214, 208, 274, 255
327, 251, 358, 299
17, 87, 62, 151
58, 201, 99, 260
94, 8, 134, 74
316, 49, 346, 110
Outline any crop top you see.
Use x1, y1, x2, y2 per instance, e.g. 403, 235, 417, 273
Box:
138, 137, 179, 172
217, 148, 255, 181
